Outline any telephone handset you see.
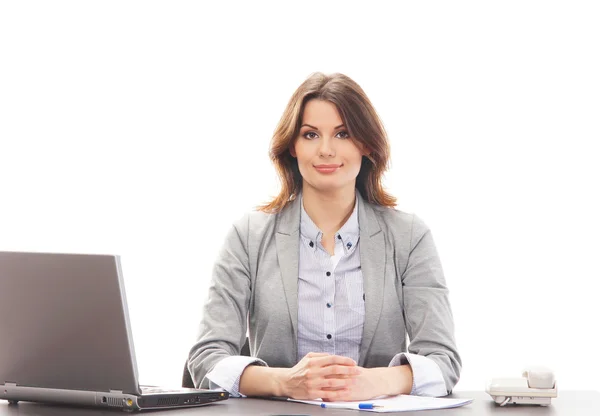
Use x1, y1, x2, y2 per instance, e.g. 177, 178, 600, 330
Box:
486, 366, 557, 406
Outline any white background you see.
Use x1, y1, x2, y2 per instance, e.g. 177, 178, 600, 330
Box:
1, 1, 599, 392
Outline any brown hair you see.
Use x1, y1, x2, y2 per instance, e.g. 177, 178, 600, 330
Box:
258, 72, 397, 213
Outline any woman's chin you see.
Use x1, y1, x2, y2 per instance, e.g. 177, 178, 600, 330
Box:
307, 180, 354, 194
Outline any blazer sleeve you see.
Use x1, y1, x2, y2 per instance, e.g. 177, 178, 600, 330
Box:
187, 214, 257, 389
400, 214, 462, 394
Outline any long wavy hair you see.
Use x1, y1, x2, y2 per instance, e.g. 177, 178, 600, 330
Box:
258, 72, 396, 213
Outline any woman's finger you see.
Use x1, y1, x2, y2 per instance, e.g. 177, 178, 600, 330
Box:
313, 375, 355, 389
320, 364, 361, 378
310, 355, 356, 368
319, 388, 351, 401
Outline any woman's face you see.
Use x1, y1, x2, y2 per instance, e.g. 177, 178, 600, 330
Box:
291, 99, 368, 195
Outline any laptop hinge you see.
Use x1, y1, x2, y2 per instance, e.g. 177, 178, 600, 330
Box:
109, 390, 124, 394
3, 382, 17, 387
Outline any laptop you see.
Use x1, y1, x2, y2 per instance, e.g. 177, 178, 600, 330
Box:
0, 251, 229, 411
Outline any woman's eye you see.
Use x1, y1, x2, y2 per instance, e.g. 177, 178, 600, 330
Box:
304, 132, 318, 139
336, 131, 350, 139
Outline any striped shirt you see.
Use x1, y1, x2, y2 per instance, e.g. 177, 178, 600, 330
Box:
297, 195, 364, 362
205, 196, 447, 397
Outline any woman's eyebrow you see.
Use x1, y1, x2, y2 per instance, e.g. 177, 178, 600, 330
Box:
300, 123, 346, 130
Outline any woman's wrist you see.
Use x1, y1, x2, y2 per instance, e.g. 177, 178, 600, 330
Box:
370, 365, 413, 396
239, 365, 289, 397
270, 367, 290, 397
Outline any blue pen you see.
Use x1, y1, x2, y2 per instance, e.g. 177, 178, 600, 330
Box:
320, 402, 382, 410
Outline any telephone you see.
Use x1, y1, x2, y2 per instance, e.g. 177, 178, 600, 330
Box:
486, 366, 557, 406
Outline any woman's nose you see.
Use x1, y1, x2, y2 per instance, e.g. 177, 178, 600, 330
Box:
318, 137, 335, 157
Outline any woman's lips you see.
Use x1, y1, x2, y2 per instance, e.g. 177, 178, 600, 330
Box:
314, 165, 342, 174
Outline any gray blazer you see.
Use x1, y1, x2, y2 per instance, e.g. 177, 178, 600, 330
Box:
188, 191, 461, 393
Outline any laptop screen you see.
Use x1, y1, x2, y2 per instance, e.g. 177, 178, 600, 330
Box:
0, 251, 141, 395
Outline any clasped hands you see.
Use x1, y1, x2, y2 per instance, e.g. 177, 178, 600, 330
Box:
278, 352, 409, 401
239, 351, 413, 400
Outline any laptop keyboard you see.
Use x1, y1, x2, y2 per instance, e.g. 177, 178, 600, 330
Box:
140, 386, 188, 394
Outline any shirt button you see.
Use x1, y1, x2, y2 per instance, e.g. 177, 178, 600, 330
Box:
326, 271, 331, 276
309, 241, 314, 248
346, 242, 352, 249
326, 303, 332, 308
337, 235, 342, 240
327, 334, 332, 339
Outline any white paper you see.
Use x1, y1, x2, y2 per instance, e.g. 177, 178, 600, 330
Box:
289, 394, 473, 412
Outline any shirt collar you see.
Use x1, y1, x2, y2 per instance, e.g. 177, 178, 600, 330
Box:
300, 194, 360, 254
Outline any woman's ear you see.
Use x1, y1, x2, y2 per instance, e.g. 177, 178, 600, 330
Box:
289, 145, 297, 158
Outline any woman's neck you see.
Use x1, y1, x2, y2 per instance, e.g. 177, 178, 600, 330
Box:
301, 184, 356, 235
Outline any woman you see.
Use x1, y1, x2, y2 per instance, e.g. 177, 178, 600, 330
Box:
187, 72, 461, 401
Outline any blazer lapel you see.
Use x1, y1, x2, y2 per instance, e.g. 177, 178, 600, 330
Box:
357, 192, 386, 366
275, 195, 302, 359
274, 191, 386, 366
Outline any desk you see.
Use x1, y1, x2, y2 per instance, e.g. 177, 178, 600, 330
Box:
1, 391, 599, 415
